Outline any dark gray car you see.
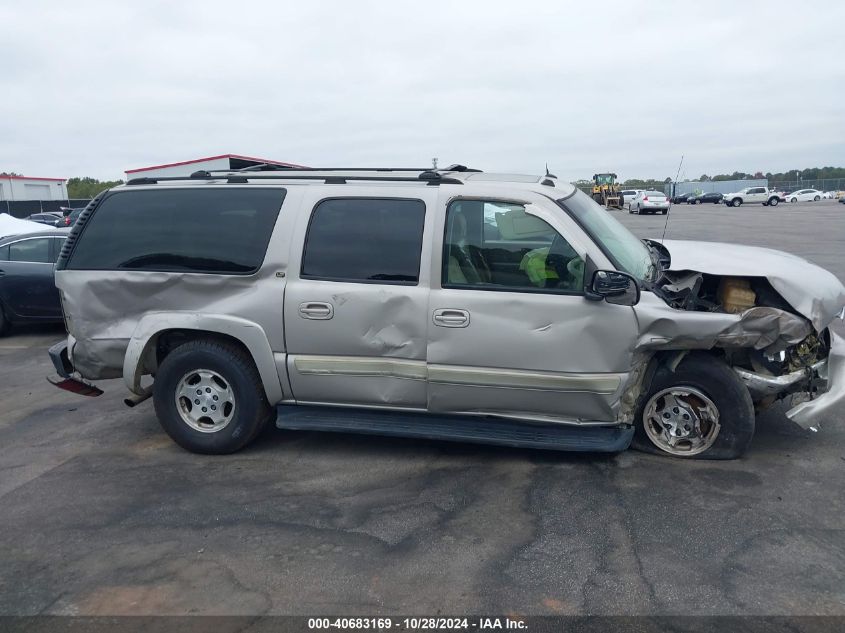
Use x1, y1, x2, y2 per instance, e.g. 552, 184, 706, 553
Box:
0, 229, 68, 335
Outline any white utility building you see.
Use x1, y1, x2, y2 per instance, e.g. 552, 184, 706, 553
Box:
124, 154, 304, 180
0, 175, 69, 200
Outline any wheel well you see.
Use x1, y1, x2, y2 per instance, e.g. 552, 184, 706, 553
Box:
153, 329, 255, 372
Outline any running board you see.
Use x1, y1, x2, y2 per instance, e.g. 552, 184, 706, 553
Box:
275, 406, 633, 453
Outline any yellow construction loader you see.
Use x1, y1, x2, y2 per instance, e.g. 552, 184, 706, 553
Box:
592, 173, 624, 209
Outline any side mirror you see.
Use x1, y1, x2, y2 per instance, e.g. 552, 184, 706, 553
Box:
585, 270, 640, 306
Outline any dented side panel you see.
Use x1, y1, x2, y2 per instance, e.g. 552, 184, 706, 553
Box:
55, 186, 305, 399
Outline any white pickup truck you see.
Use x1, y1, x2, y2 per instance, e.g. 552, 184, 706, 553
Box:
722, 186, 781, 207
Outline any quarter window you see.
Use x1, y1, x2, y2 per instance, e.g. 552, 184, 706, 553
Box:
301, 198, 425, 284
66, 188, 286, 274
443, 200, 584, 293
9, 238, 52, 263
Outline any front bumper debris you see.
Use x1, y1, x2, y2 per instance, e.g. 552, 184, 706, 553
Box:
786, 330, 845, 429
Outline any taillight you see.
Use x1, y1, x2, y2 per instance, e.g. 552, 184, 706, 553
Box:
643, 196, 649, 201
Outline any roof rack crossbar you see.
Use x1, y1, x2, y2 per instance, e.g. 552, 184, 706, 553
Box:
126, 173, 464, 186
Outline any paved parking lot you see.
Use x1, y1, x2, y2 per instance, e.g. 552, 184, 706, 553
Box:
1, 199, 843, 616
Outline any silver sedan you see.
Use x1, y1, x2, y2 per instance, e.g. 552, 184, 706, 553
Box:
628, 190, 670, 215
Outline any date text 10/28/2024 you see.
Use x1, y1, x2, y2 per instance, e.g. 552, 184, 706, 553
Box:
308, 617, 527, 630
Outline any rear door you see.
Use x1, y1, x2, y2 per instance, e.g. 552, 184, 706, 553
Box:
283, 187, 438, 409
426, 190, 640, 423
0, 236, 62, 318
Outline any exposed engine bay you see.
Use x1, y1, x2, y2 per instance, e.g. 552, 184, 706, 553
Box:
652, 268, 830, 411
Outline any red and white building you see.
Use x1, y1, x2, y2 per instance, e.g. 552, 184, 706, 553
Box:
0, 175, 68, 201
124, 154, 305, 180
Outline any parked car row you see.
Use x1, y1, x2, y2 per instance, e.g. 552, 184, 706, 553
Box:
23, 207, 86, 228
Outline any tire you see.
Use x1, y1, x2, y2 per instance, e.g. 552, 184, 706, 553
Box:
768, 197, 779, 207
791, 197, 797, 203
661, 209, 668, 215
814, 195, 820, 201
635, 205, 641, 215
627, 204, 632, 214
0, 302, 9, 337
632, 353, 755, 460
694, 199, 701, 204
153, 338, 273, 454
731, 198, 742, 207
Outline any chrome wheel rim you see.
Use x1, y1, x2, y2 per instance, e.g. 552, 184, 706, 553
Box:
175, 369, 236, 433
643, 386, 720, 456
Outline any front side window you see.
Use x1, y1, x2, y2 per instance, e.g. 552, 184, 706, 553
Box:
66, 188, 286, 274
9, 238, 52, 263
443, 200, 584, 293
301, 198, 425, 284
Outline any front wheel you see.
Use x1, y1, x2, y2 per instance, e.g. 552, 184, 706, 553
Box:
814, 195, 820, 201
731, 198, 742, 207
153, 339, 273, 454
661, 209, 668, 214
632, 354, 755, 459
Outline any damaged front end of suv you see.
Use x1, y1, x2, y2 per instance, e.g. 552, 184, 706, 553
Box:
637, 238, 845, 431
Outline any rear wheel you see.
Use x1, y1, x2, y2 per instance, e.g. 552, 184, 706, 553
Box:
814, 195, 820, 201
153, 339, 273, 454
768, 197, 779, 207
632, 354, 755, 459
791, 197, 797, 203
694, 199, 701, 204
661, 209, 668, 215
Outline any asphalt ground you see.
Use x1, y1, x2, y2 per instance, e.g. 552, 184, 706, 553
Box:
0, 199, 843, 616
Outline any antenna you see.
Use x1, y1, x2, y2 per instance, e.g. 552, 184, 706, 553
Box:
545, 163, 557, 178
432, 157, 438, 170
661, 154, 684, 244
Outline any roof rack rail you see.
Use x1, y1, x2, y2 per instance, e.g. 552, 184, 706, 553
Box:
125, 172, 464, 186
201, 165, 483, 174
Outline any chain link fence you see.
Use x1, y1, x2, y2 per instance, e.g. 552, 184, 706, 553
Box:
770, 179, 845, 193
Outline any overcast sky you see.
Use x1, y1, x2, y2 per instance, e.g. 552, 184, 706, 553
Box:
1, 0, 843, 182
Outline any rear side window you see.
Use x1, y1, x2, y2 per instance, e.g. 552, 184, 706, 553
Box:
301, 198, 425, 284
9, 238, 52, 263
66, 188, 285, 274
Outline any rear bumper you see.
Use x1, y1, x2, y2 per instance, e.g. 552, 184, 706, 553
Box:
48, 339, 73, 378
787, 330, 845, 429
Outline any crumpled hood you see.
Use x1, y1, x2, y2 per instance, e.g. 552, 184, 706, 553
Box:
659, 239, 845, 331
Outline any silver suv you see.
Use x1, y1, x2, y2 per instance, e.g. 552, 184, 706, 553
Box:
48, 166, 845, 459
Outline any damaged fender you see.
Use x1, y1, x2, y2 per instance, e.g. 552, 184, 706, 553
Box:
633, 293, 813, 353
122, 312, 286, 403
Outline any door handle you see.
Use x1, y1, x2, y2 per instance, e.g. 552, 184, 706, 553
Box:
298, 301, 334, 320
433, 308, 470, 328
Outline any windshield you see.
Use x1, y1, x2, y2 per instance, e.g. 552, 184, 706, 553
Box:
645, 191, 664, 197
557, 189, 653, 282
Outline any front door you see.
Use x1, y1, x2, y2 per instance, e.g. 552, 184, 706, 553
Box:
283, 189, 437, 409
426, 193, 639, 424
